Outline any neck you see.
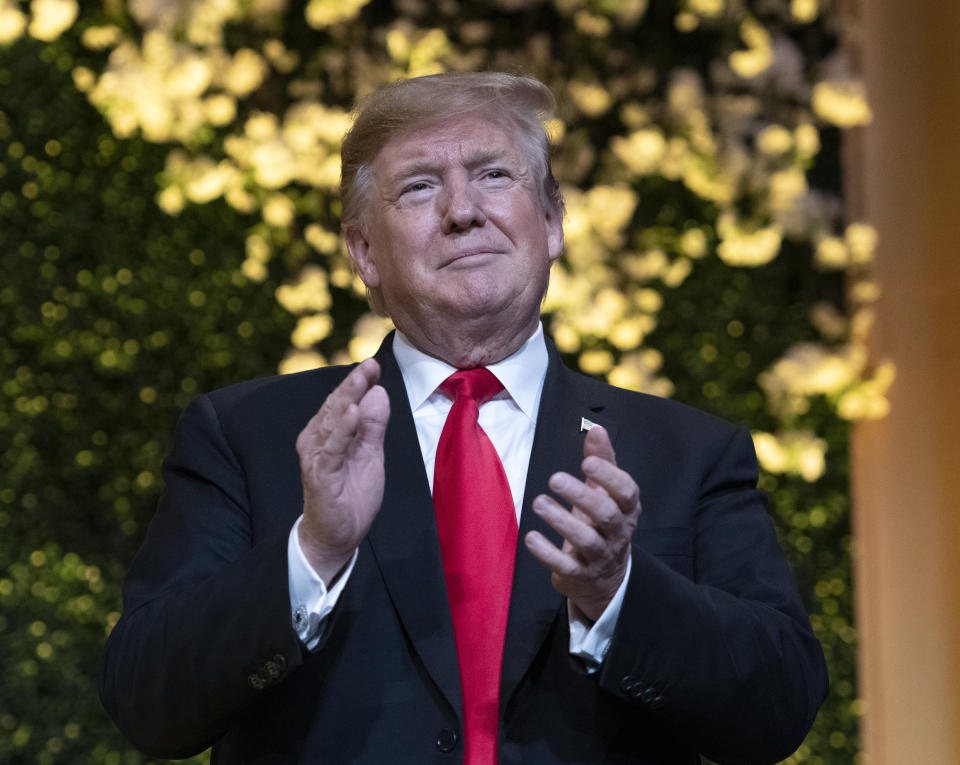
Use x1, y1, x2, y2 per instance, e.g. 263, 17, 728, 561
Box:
395, 314, 540, 368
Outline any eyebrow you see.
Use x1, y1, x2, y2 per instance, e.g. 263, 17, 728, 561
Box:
387, 161, 442, 186
387, 149, 519, 186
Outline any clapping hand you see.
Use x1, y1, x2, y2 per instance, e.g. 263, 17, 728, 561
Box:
524, 425, 641, 622
295, 359, 390, 586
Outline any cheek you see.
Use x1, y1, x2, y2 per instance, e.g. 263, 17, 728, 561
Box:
387, 220, 434, 258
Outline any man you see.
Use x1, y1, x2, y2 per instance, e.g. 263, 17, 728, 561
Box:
101, 72, 827, 764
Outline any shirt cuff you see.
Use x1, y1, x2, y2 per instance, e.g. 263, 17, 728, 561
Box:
568, 553, 632, 673
287, 515, 358, 651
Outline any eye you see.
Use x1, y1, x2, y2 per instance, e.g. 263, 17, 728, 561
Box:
480, 168, 512, 184
404, 181, 430, 193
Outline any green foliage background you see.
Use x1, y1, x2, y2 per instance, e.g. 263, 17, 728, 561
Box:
1, 1, 864, 762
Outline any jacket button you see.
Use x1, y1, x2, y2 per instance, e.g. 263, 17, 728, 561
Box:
435, 728, 458, 752
247, 673, 265, 690
640, 687, 657, 705
650, 694, 666, 709
619, 674, 641, 696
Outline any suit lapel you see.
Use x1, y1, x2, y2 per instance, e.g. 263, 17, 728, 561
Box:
500, 341, 620, 709
365, 336, 463, 717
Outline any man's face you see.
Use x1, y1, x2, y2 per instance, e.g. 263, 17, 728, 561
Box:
345, 113, 563, 350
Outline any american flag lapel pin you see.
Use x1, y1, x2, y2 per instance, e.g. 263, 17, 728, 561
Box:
580, 417, 597, 432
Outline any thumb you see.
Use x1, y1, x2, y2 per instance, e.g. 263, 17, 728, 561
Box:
357, 384, 390, 446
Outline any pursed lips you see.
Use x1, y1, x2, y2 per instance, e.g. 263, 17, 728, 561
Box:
439, 248, 505, 268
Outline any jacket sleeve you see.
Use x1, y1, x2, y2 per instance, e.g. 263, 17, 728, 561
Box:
99, 393, 307, 758
596, 426, 828, 765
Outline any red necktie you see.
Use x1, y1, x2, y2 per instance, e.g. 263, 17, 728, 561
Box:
433, 369, 518, 765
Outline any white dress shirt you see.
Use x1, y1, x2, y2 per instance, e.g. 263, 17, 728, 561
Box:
288, 325, 630, 667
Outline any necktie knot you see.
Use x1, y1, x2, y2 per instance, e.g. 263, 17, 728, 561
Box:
439, 368, 504, 407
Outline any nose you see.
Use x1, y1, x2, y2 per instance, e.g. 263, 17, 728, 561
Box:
438, 174, 486, 234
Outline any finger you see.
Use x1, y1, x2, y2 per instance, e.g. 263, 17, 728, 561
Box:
581, 458, 641, 517
299, 360, 381, 453
546, 472, 621, 530
298, 403, 359, 470
583, 425, 616, 465
356, 384, 390, 448
320, 359, 382, 427
523, 530, 582, 577
327, 359, 382, 418
531, 494, 606, 558
581, 426, 616, 494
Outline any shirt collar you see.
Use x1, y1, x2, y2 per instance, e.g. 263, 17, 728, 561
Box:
392, 324, 549, 421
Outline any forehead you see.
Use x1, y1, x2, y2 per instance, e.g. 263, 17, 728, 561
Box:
373, 114, 523, 176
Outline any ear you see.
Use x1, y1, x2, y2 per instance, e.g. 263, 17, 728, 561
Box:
344, 225, 381, 288
544, 206, 564, 264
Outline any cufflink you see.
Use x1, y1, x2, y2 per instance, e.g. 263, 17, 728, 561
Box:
294, 604, 307, 627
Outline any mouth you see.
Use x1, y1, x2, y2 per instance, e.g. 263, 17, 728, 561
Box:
440, 248, 503, 268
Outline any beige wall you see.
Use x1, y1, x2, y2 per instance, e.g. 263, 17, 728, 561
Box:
852, 0, 960, 762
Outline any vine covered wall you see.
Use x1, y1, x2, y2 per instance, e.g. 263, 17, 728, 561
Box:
0, 0, 887, 762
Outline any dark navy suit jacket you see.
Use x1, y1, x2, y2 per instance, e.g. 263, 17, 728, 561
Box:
100, 334, 827, 764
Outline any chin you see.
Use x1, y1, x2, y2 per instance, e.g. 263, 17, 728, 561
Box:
451, 290, 517, 318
